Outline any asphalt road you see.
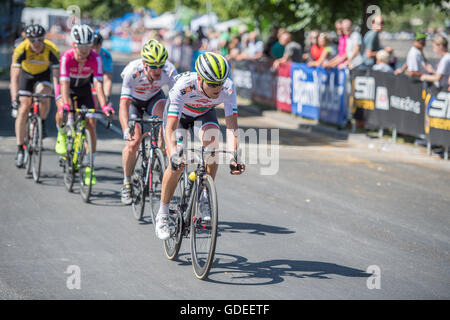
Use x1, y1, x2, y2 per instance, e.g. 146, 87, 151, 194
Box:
0, 55, 449, 301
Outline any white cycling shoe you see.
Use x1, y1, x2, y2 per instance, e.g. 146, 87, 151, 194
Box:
155, 214, 170, 240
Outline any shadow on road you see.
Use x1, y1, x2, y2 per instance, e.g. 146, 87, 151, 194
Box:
218, 221, 294, 236
174, 253, 370, 286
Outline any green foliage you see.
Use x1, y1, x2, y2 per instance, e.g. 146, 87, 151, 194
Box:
25, 0, 447, 34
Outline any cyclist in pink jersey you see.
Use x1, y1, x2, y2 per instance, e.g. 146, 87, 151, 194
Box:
55, 24, 114, 186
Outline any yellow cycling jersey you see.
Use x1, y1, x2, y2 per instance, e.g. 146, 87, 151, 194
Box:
12, 39, 60, 75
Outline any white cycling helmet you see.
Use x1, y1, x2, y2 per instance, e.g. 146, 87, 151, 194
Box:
70, 24, 94, 45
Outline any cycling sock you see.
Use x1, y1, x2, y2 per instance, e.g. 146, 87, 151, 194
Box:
158, 202, 169, 215
92, 153, 96, 166
123, 176, 131, 185
17, 145, 24, 152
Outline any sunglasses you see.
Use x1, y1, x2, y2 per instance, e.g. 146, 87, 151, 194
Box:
144, 64, 164, 70
29, 37, 44, 43
205, 81, 224, 88
75, 43, 92, 49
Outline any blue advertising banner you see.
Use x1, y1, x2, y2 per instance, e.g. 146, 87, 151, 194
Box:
318, 67, 347, 127
291, 63, 320, 120
110, 36, 132, 54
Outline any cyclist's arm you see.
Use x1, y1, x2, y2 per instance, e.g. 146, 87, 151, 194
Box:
60, 81, 71, 108
10, 45, 24, 102
225, 114, 239, 158
93, 79, 108, 109
103, 72, 113, 101
164, 115, 180, 159
10, 65, 20, 102
119, 97, 132, 133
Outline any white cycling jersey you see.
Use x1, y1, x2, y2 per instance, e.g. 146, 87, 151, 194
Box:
120, 58, 177, 101
167, 72, 238, 119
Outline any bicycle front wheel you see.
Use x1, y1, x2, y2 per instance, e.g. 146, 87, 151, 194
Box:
31, 116, 43, 183
63, 135, 75, 192
131, 151, 146, 221
190, 174, 218, 280
78, 129, 93, 203
24, 117, 33, 175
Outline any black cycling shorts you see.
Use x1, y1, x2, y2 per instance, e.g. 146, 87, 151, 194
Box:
129, 90, 167, 119
18, 69, 51, 96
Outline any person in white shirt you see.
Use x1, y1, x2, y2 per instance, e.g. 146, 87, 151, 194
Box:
372, 50, 393, 72
394, 33, 434, 77
420, 35, 450, 90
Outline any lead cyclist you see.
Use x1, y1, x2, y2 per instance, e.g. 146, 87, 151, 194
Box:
155, 52, 245, 241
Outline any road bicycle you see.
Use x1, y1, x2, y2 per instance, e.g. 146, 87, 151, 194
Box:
128, 116, 166, 222
60, 103, 111, 203
20, 92, 53, 183
164, 146, 236, 280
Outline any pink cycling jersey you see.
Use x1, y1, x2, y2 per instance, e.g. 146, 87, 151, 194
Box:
60, 48, 103, 89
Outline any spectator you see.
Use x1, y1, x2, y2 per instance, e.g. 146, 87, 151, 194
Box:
336, 19, 348, 68
372, 50, 393, 72
272, 31, 303, 69
226, 36, 241, 61
236, 30, 264, 61
420, 35, 450, 90
264, 25, 279, 58
361, 15, 384, 69
308, 33, 336, 67
394, 33, 434, 77
331, 19, 363, 70
270, 28, 286, 59
304, 30, 323, 61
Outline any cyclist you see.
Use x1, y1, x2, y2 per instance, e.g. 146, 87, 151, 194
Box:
10, 24, 60, 168
155, 52, 245, 240
55, 24, 114, 185
91, 32, 113, 106
119, 39, 178, 205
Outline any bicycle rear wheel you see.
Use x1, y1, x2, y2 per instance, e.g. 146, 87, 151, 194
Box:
78, 129, 93, 203
131, 151, 146, 221
31, 116, 43, 183
163, 172, 185, 260
149, 147, 166, 225
190, 174, 218, 280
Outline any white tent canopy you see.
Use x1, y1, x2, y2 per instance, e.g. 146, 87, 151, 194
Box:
190, 13, 218, 32
21, 7, 70, 31
144, 12, 177, 29
214, 18, 242, 32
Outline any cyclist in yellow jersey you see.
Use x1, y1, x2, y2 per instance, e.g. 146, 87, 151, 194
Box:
10, 24, 60, 168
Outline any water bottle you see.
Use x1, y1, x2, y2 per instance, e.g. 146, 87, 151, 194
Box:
185, 171, 196, 197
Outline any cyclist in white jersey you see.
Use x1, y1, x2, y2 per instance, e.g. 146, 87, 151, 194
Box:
119, 40, 178, 205
155, 52, 245, 240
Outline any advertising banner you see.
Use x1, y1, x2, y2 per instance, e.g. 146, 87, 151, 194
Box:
276, 62, 292, 112
423, 85, 450, 147
291, 62, 320, 120
318, 67, 348, 127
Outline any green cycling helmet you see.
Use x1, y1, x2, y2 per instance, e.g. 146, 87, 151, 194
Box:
195, 52, 230, 84
141, 39, 168, 66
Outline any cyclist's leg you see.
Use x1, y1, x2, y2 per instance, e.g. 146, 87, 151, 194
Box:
148, 90, 167, 152
197, 109, 221, 180
122, 103, 143, 181
34, 70, 52, 120
160, 111, 189, 207
15, 71, 34, 147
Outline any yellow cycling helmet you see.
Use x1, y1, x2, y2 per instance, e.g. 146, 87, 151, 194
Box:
140, 39, 168, 66
195, 52, 230, 84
